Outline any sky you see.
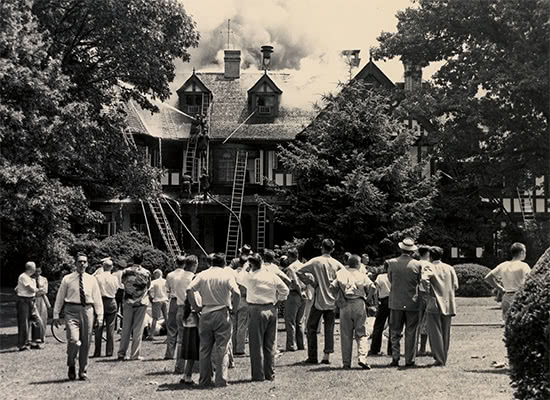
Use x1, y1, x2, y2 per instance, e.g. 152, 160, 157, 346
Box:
172, 0, 439, 109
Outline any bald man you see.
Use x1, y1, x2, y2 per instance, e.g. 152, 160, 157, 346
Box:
15, 262, 43, 350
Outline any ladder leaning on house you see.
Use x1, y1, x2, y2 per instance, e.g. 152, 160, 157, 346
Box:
183, 133, 198, 182
148, 199, 182, 260
516, 187, 535, 226
225, 151, 248, 262
257, 203, 267, 252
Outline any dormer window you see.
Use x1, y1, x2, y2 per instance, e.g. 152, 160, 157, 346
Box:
177, 73, 212, 116
248, 74, 282, 118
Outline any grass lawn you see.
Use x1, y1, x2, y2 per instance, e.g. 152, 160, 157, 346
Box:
0, 294, 513, 400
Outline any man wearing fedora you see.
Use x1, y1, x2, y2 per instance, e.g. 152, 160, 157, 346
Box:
387, 238, 422, 367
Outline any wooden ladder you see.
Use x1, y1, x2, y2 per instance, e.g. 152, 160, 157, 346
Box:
225, 151, 248, 262
183, 134, 198, 182
148, 199, 182, 261
123, 129, 137, 149
257, 203, 267, 252
516, 187, 535, 225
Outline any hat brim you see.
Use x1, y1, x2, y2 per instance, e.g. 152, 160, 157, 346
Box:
399, 242, 418, 252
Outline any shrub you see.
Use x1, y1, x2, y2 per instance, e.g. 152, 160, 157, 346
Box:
504, 247, 550, 400
453, 263, 493, 297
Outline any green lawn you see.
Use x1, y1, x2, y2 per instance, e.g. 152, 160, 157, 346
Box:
0, 295, 513, 400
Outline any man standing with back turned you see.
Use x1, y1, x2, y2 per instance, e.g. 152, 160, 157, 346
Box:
296, 238, 343, 365
485, 242, 531, 320
187, 253, 240, 387
53, 253, 103, 381
387, 238, 422, 368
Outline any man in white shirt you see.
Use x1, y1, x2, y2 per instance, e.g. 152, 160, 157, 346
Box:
284, 248, 306, 351
187, 253, 240, 387
53, 253, 103, 381
485, 242, 531, 319
147, 269, 168, 341
238, 253, 289, 381
165, 255, 186, 360
15, 261, 43, 351
330, 255, 376, 369
369, 262, 392, 356
92, 258, 120, 357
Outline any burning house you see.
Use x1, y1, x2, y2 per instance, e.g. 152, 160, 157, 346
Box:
92, 47, 311, 262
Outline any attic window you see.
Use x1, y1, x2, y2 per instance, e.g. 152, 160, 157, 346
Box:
183, 93, 209, 115
248, 76, 282, 117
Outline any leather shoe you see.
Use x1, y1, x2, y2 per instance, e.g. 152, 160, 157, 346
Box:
79, 373, 89, 381
358, 361, 371, 370
320, 359, 330, 365
304, 358, 318, 364
389, 360, 399, 367
68, 367, 76, 380
404, 362, 416, 368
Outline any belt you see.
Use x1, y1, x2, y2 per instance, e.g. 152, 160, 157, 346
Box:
504, 290, 518, 294
66, 302, 93, 306
248, 302, 276, 306
17, 295, 35, 299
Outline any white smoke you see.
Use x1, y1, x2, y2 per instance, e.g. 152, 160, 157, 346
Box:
172, 0, 438, 109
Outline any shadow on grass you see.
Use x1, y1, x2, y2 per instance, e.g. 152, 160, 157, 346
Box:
146, 370, 175, 376
0, 333, 17, 351
30, 379, 70, 385
465, 368, 510, 375
142, 358, 171, 362
94, 358, 122, 363
307, 366, 345, 372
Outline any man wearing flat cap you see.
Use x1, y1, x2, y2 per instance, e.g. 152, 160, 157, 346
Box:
386, 238, 422, 367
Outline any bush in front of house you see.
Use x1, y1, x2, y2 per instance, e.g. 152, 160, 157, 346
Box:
504, 247, 550, 400
453, 263, 493, 297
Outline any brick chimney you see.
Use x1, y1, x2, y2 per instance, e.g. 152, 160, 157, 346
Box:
404, 62, 422, 91
224, 50, 241, 79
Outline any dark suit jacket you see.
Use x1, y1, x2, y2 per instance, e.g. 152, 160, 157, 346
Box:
387, 255, 421, 311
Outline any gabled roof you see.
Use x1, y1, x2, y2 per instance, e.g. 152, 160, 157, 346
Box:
176, 72, 212, 95
247, 73, 283, 94
353, 60, 395, 89
126, 101, 194, 140
194, 71, 312, 141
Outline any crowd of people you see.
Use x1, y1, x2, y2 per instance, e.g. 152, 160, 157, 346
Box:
14, 239, 531, 386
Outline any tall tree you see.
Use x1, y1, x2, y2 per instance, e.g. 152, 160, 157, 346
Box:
0, 0, 199, 277
374, 0, 549, 196
275, 81, 437, 257
374, 0, 550, 260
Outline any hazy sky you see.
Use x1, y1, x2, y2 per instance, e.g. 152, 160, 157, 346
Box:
173, 0, 439, 108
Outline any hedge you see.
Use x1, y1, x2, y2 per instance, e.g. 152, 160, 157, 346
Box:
453, 263, 493, 297
504, 247, 550, 400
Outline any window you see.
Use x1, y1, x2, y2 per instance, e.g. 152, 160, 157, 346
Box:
183, 93, 208, 115
254, 158, 262, 184
161, 172, 169, 185
256, 95, 276, 115
503, 198, 512, 212
451, 247, 466, 258
476, 247, 484, 258
214, 150, 235, 184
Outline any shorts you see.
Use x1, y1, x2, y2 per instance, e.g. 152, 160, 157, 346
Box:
152, 301, 168, 319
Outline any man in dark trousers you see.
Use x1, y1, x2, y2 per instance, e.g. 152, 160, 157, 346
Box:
387, 238, 422, 367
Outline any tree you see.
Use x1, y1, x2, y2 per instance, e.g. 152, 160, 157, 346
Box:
374, 0, 548, 188
0, 0, 199, 278
274, 81, 437, 257
32, 0, 200, 111
373, 0, 550, 258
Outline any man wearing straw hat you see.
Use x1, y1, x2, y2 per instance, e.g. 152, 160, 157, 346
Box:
387, 238, 422, 368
